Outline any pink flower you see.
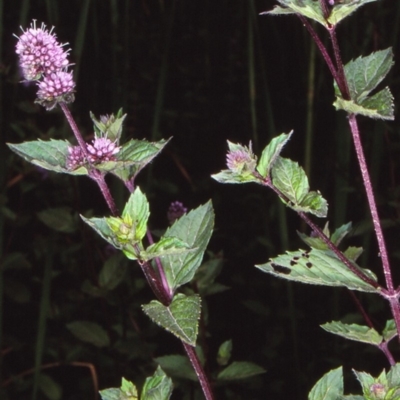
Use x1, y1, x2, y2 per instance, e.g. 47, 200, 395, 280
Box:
15, 20, 70, 81
86, 137, 121, 163
66, 145, 85, 170
36, 71, 75, 109
167, 201, 188, 225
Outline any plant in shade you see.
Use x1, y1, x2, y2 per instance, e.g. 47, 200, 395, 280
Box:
213, 0, 400, 397
9, 20, 266, 400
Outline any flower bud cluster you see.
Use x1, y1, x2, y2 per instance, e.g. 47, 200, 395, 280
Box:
15, 20, 75, 109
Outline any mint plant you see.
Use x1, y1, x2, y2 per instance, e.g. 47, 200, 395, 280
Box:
10, 20, 216, 400
213, 0, 400, 397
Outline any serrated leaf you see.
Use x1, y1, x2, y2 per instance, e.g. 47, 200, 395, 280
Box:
334, 91, 394, 120
155, 355, 198, 381
144, 237, 193, 261
256, 131, 293, 178
99, 378, 138, 400
217, 361, 266, 381
141, 366, 173, 400
81, 216, 122, 249
7, 140, 88, 175
331, 222, 353, 246
328, 0, 378, 26
353, 369, 388, 398
37, 207, 78, 233
211, 169, 259, 184
161, 202, 214, 291
272, 157, 309, 204
122, 187, 149, 241
142, 293, 201, 346
66, 321, 110, 348
321, 321, 382, 345
91, 109, 126, 142
264, 0, 326, 27
106, 138, 170, 182
308, 367, 343, 400
337, 49, 394, 102
382, 320, 397, 342
256, 248, 379, 293
296, 190, 328, 217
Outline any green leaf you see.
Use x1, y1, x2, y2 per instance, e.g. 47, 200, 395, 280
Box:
141, 366, 173, 400
99, 378, 139, 400
334, 48, 395, 120
81, 216, 123, 249
122, 187, 150, 241
7, 140, 88, 175
66, 321, 110, 348
37, 207, 78, 233
256, 248, 380, 293
211, 169, 259, 184
142, 293, 201, 346
105, 138, 170, 182
321, 321, 382, 345
338, 48, 394, 102
217, 340, 233, 366
256, 131, 293, 178
328, 0, 378, 26
154, 355, 198, 381
271, 157, 328, 217
264, 0, 326, 27
308, 367, 343, 400
90, 109, 127, 142
353, 369, 388, 398
194, 256, 229, 297
382, 320, 397, 342
98, 253, 128, 291
144, 237, 193, 261
217, 361, 266, 381
334, 89, 394, 120
38, 373, 62, 400
161, 201, 214, 291
272, 157, 309, 205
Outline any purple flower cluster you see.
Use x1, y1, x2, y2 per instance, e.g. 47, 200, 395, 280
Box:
66, 137, 121, 170
15, 20, 75, 109
167, 201, 188, 225
87, 137, 121, 163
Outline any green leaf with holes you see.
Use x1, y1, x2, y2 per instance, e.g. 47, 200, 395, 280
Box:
256, 248, 379, 293
142, 294, 201, 346
321, 321, 382, 345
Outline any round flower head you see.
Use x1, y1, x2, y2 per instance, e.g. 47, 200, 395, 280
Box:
15, 20, 70, 81
66, 145, 85, 170
167, 201, 188, 225
36, 71, 75, 110
86, 137, 121, 163
226, 143, 256, 174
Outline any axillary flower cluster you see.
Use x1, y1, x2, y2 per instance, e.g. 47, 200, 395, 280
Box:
15, 20, 121, 170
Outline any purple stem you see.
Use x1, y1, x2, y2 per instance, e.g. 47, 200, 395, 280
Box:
264, 179, 381, 290
59, 100, 215, 399
146, 230, 173, 302
59, 102, 90, 159
182, 342, 215, 400
298, 11, 400, 338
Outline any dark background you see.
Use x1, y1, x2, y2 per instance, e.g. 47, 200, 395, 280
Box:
1, 1, 400, 399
